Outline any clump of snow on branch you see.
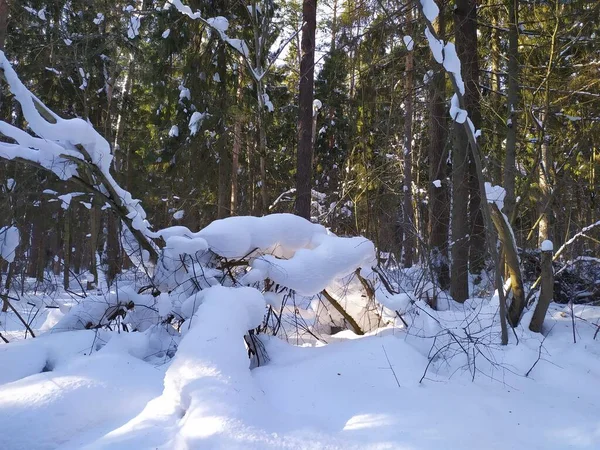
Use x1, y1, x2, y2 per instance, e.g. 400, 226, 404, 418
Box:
485, 183, 506, 210
0, 226, 19, 263
419, 0, 439, 22
188, 111, 206, 135
450, 94, 467, 123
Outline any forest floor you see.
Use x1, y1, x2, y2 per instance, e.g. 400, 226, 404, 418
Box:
1, 281, 600, 450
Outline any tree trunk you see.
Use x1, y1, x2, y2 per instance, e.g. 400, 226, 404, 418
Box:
402, 5, 415, 268
63, 209, 71, 290
295, 0, 317, 220
503, 0, 519, 221
455, 0, 485, 275
0, 0, 7, 51
490, 203, 525, 326
451, 121, 470, 302
105, 212, 121, 286
539, 119, 553, 246
230, 63, 244, 216
216, 44, 231, 219
530, 243, 554, 333
1, 262, 14, 313
538, 0, 560, 247
89, 202, 101, 289
427, 0, 450, 291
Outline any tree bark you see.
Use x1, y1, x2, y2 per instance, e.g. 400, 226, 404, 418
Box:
105, 211, 121, 286
427, 0, 450, 291
530, 244, 554, 333
402, 5, 415, 268
451, 120, 470, 302
490, 203, 525, 326
230, 63, 244, 216
295, 0, 317, 220
503, 0, 519, 221
89, 202, 100, 289
450, 0, 479, 302
216, 44, 231, 219
63, 209, 71, 290
0, 0, 7, 51
455, 0, 485, 275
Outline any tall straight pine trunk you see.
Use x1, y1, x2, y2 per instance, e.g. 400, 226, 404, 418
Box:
427, 0, 450, 291
504, 0, 519, 221
295, 0, 317, 220
402, 5, 415, 268
451, 0, 482, 301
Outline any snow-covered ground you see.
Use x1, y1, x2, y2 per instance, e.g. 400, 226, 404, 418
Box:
2, 286, 599, 450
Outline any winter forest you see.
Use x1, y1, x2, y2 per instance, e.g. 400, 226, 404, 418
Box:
0, 0, 599, 448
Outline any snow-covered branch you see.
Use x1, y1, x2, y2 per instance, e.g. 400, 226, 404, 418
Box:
0, 51, 158, 262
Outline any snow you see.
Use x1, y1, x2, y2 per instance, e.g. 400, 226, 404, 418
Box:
188, 111, 206, 135
127, 16, 141, 39
485, 182, 506, 210
178, 85, 191, 101
0, 225, 19, 263
168, 124, 179, 137
3, 292, 599, 449
58, 193, 72, 210
313, 98, 323, 115
423, 69, 434, 84
419, 0, 439, 22
450, 94, 467, 123
250, 233, 375, 296
425, 28, 443, 64
0, 342, 163, 450
442, 42, 465, 95
158, 213, 327, 260
93, 13, 105, 25
541, 239, 554, 252
263, 93, 274, 112
226, 38, 250, 57
206, 16, 229, 32
172, 210, 184, 220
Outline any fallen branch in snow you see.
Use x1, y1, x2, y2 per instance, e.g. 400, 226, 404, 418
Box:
525, 328, 552, 377
1, 296, 36, 338
321, 289, 364, 335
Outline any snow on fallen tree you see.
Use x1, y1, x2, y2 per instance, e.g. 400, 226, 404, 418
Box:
0, 48, 392, 371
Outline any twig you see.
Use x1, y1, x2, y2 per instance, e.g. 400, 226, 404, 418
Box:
3, 298, 36, 338
525, 328, 551, 377
569, 300, 576, 344
382, 345, 401, 388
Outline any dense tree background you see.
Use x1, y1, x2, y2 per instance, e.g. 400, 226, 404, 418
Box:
0, 0, 599, 299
